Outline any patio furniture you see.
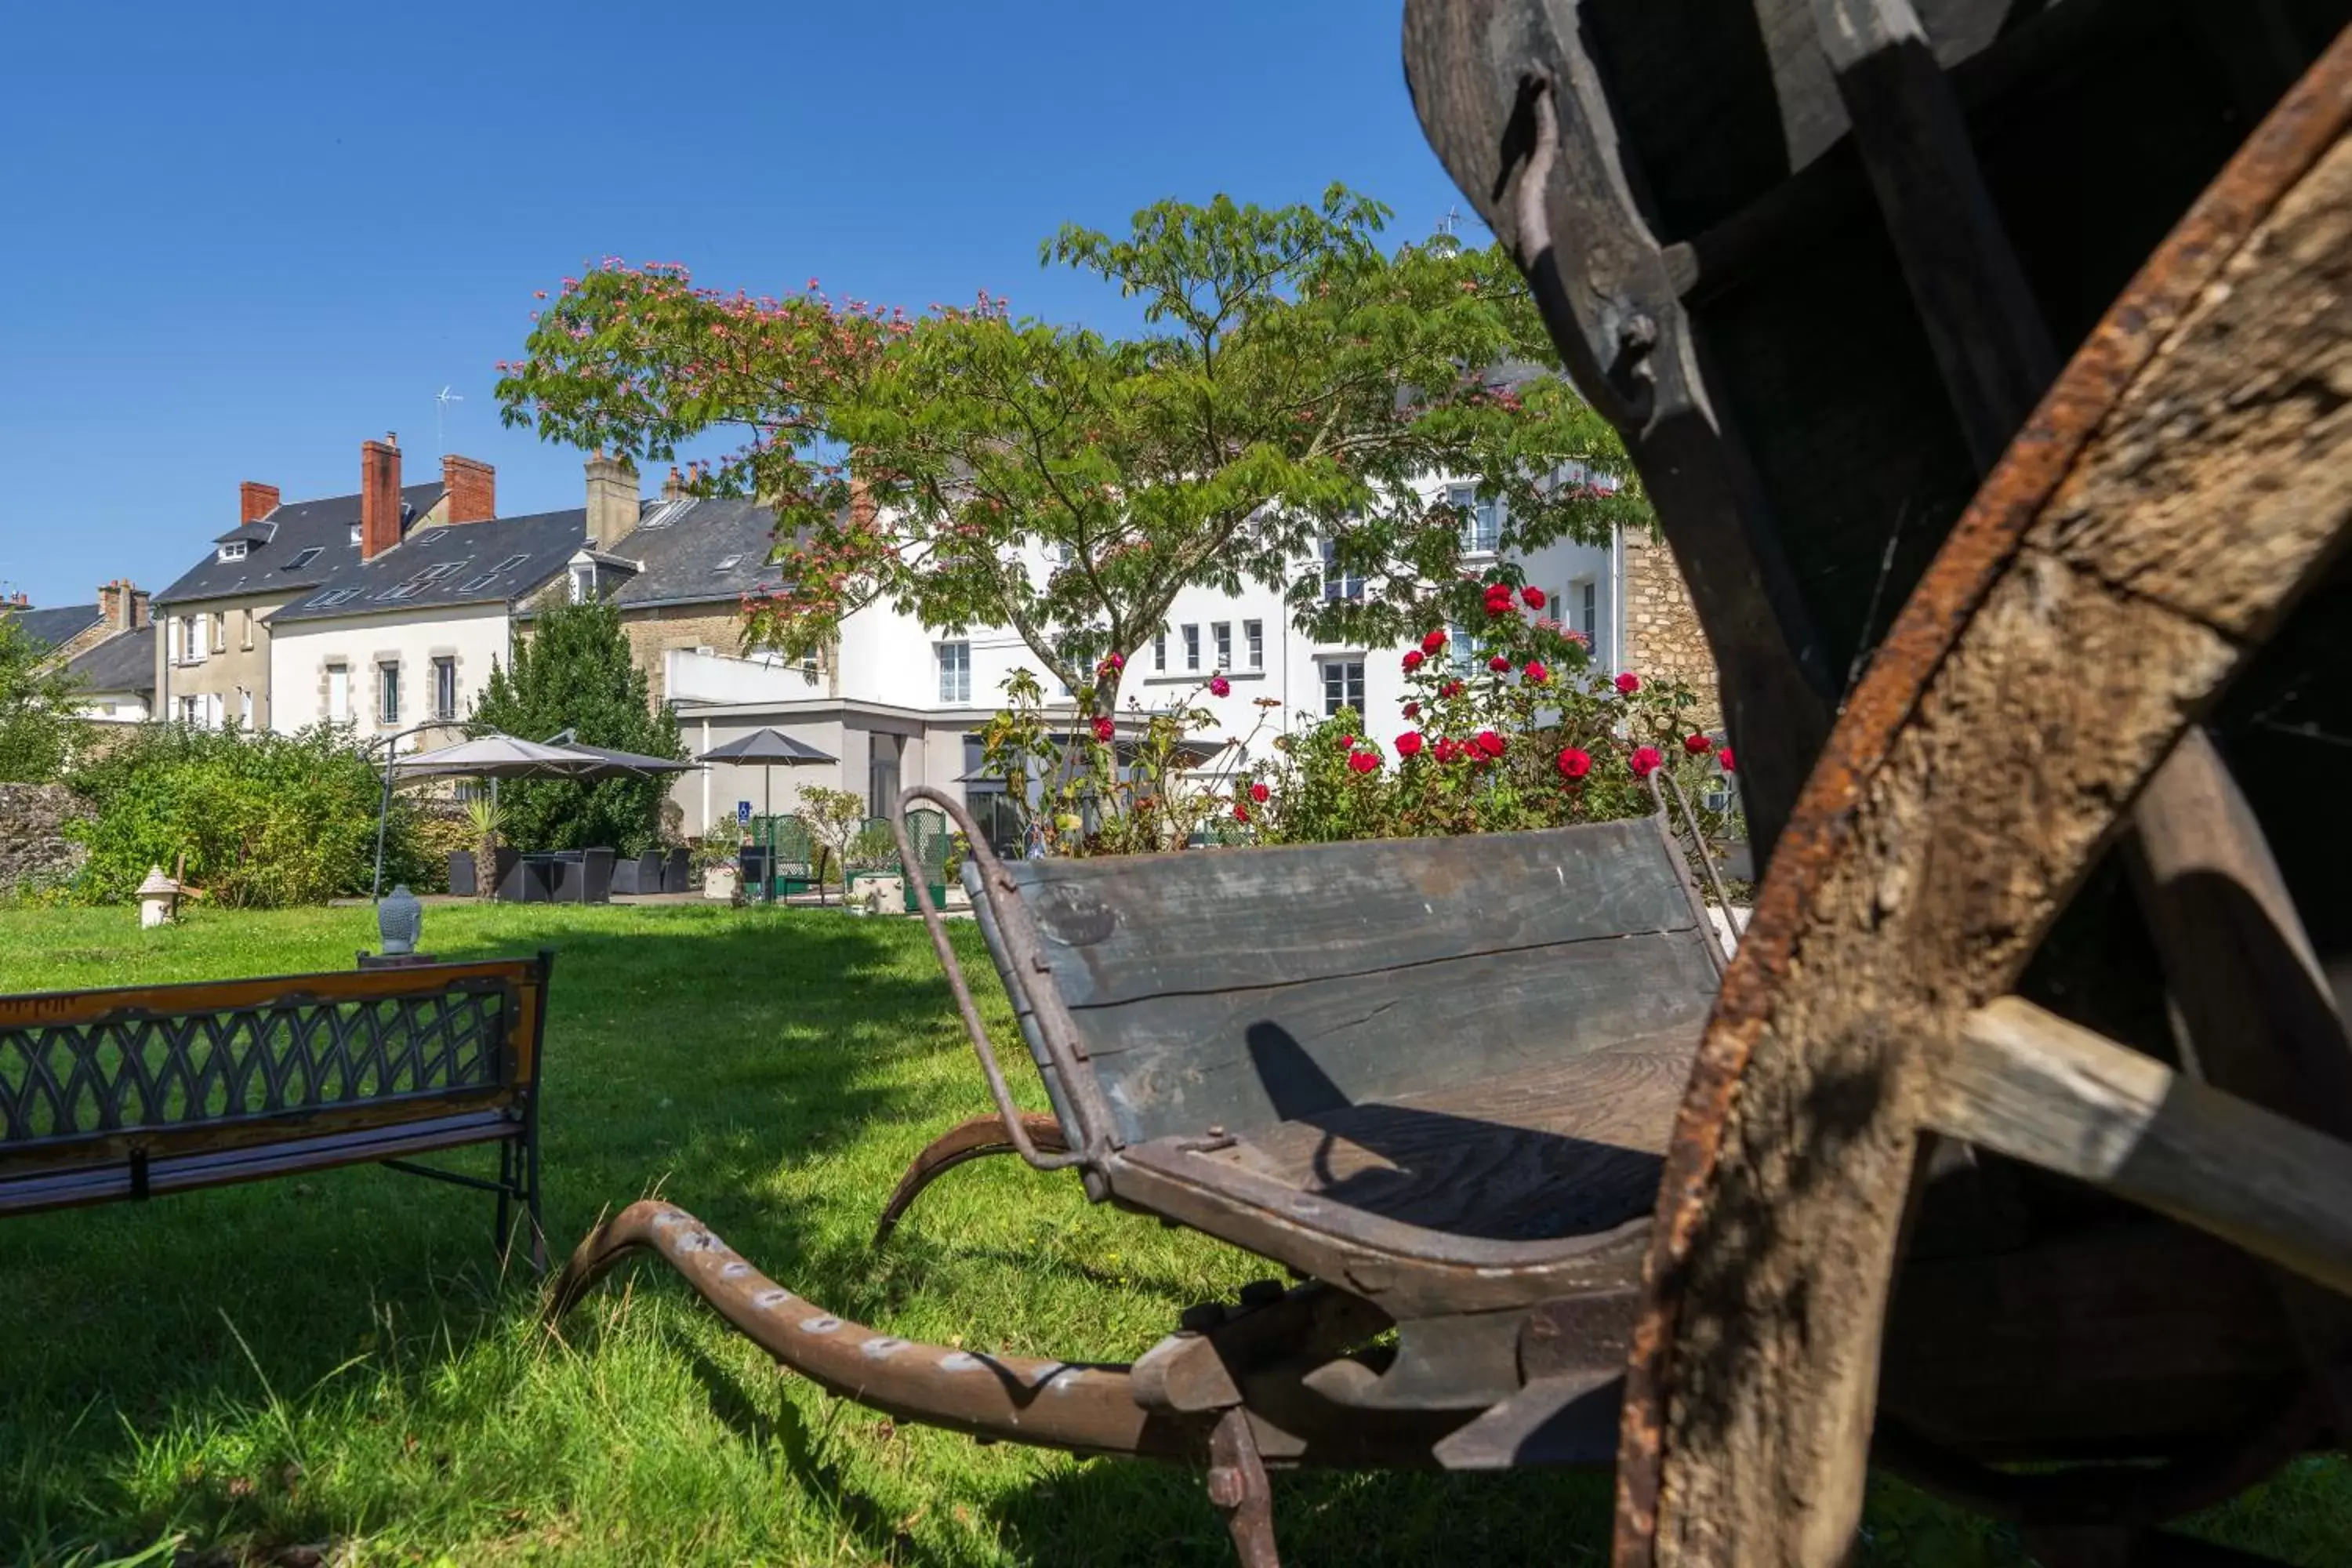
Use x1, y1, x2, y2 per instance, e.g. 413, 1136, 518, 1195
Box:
612, 851, 662, 896
0, 955, 557, 1270
738, 844, 773, 898
447, 851, 477, 898
694, 730, 837, 902
661, 848, 691, 894
753, 815, 818, 897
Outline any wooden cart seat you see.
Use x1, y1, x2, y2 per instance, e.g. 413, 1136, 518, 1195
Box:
967, 815, 1726, 1301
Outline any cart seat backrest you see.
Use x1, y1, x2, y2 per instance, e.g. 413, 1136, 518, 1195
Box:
971, 818, 1722, 1148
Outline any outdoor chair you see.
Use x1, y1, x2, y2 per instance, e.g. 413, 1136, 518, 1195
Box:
661, 848, 691, 893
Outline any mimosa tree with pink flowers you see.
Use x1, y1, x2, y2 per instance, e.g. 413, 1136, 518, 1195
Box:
494, 188, 1648, 720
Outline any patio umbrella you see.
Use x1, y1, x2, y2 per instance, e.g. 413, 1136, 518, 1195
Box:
695, 728, 837, 902
695, 727, 836, 827
551, 741, 698, 775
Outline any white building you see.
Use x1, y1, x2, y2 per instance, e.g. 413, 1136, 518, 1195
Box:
660, 475, 1639, 844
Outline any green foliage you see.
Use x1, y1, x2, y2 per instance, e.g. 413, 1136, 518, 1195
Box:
797, 786, 866, 903
468, 599, 681, 857
0, 612, 86, 783
497, 188, 1648, 714
63, 723, 425, 908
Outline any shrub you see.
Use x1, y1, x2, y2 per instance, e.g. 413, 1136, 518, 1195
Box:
0, 614, 84, 785
64, 723, 427, 907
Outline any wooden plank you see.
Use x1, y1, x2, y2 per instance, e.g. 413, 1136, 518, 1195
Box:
1076, 931, 1720, 1145
0, 1085, 517, 1177
0, 958, 535, 1026
1201, 1050, 1692, 1243
1931, 997, 2352, 1301
1004, 818, 1700, 1011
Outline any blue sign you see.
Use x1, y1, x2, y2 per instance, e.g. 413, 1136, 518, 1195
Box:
736, 800, 753, 824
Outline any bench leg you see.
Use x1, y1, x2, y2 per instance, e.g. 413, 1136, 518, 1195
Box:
495, 1138, 514, 1261
524, 1105, 546, 1276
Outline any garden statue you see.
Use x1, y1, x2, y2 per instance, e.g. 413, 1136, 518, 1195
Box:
377, 885, 423, 956
136, 865, 181, 929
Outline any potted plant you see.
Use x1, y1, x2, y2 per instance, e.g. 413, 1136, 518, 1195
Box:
462, 794, 512, 900
691, 834, 742, 902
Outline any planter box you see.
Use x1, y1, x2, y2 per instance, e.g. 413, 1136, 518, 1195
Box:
703, 864, 739, 902
846, 870, 906, 915
446, 851, 477, 898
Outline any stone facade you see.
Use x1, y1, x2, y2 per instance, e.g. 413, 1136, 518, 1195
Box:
1618, 529, 1723, 729
0, 783, 90, 898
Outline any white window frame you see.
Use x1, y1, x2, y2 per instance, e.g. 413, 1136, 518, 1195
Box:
1244, 619, 1263, 670
1153, 630, 1166, 672
1211, 622, 1232, 672
1320, 539, 1363, 603
569, 564, 594, 604
938, 640, 971, 704
327, 662, 350, 723
1448, 483, 1502, 554
216, 540, 247, 562
377, 661, 400, 726
1181, 624, 1201, 671
1320, 659, 1366, 717
432, 656, 457, 721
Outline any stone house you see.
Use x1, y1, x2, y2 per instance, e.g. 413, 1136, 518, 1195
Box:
150, 437, 495, 729
4, 583, 154, 723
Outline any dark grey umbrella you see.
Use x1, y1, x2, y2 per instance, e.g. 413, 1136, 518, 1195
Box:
695, 729, 838, 898
554, 742, 698, 775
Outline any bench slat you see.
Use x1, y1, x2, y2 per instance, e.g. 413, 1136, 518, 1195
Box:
1001, 818, 1701, 1011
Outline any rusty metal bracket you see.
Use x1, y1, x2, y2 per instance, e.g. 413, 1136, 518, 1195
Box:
891, 786, 1102, 1174
1207, 1406, 1281, 1568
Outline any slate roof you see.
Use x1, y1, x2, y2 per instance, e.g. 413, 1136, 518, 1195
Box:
605, 496, 794, 608
4, 603, 104, 652
154, 481, 446, 607
66, 624, 156, 696
266, 508, 589, 626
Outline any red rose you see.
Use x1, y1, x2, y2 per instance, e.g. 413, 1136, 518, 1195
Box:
1717, 746, 1735, 772
1523, 660, 1548, 684
1396, 731, 1425, 758
1483, 593, 1513, 618
1629, 745, 1664, 779
1474, 729, 1505, 759
1439, 680, 1465, 699
1421, 628, 1448, 654
1521, 586, 1546, 609
1614, 672, 1640, 695
1556, 746, 1592, 780
1091, 715, 1115, 742
1683, 733, 1711, 754
1209, 675, 1231, 697
1250, 782, 1269, 803
1487, 654, 1511, 673
1402, 649, 1425, 671
1346, 750, 1379, 775
1232, 803, 1250, 823
1401, 701, 1421, 720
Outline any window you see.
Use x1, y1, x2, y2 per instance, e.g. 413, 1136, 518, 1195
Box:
1320, 659, 1366, 717
1573, 579, 1598, 642
284, 547, 321, 571
1449, 620, 1475, 676
377, 662, 401, 726
376, 583, 425, 602
179, 695, 200, 725
1152, 630, 1167, 672
238, 688, 253, 728
938, 641, 971, 704
240, 608, 254, 650
179, 615, 206, 665
209, 613, 226, 654
1181, 624, 1201, 671
307, 588, 361, 608
349, 524, 362, 546
1244, 619, 1264, 670
432, 657, 457, 720
216, 541, 247, 562
458, 573, 499, 593
569, 564, 594, 604
490, 554, 530, 574
1448, 484, 1502, 553
713, 555, 742, 573
1211, 622, 1232, 671
327, 664, 350, 722
1320, 539, 1363, 603
415, 561, 464, 582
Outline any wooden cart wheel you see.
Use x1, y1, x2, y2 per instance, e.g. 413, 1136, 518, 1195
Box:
1613, 41, 2352, 1568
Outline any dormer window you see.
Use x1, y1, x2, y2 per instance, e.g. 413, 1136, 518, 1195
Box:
216, 541, 248, 562
570, 564, 595, 603
349, 524, 362, 546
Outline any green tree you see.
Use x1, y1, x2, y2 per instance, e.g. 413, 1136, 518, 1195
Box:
0, 612, 85, 783
470, 599, 682, 856
495, 187, 1646, 720
797, 786, 866, 907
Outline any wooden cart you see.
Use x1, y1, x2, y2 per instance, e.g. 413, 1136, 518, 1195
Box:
552, 6, 2352, 1563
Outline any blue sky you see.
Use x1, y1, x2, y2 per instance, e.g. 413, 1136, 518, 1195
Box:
0, 1, 1486, 610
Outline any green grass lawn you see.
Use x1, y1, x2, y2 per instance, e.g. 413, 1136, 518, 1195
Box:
0, 902, 2339, 1566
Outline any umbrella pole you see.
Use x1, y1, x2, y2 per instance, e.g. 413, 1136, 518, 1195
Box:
764, 766, 775, 903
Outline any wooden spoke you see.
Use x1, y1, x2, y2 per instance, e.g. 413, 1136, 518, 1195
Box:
1933, 998, 2352, 1300
1615, 34, 2352, 1568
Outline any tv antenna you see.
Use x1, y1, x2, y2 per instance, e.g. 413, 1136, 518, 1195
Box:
1436, 205, 1463, 238
434, 386, 464, 452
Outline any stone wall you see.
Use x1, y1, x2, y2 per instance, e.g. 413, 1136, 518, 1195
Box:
1619, 530, 1723, 729
0, 783, 89, 898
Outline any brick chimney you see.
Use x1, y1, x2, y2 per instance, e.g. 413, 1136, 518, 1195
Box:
441, 454, 495, 524
584, 452, 640, 550
360, 434, 403, 560
5, 591, 26, 608
848, 475, 877, 526
96, 579, 147, 632
240, 481, 281, 524
660, 466, 688, 503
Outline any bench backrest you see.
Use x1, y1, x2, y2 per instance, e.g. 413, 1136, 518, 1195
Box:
969, 817, 1722, 1148
0, 956, 551, 1174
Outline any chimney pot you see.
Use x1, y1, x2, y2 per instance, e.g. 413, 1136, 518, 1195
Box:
361, 438, 405, 560
441, 454, 497, 524
661, 466, 687, 503
584, 452, 641, 551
